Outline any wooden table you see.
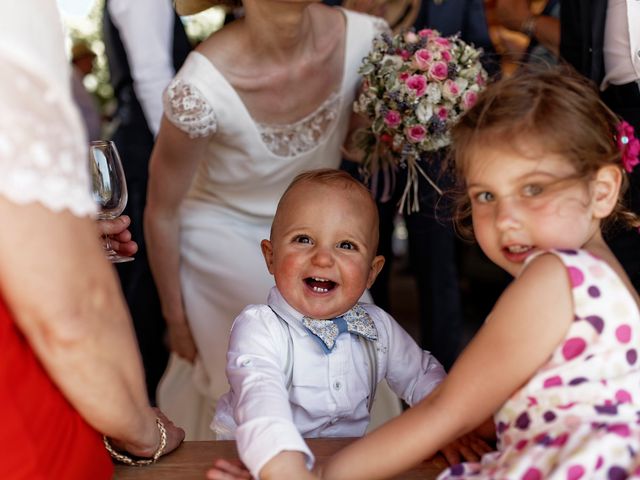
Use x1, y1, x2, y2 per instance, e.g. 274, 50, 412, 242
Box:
113, 438, 448, 479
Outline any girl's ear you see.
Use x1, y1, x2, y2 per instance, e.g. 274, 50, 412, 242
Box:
592, 165, 622, 219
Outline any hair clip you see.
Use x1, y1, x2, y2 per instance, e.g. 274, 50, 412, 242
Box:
617, 121, 640, 173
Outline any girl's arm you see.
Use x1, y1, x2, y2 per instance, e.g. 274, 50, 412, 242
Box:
0, 198, 184, 456
318, 253, 574, 480
144, 116, 208, 361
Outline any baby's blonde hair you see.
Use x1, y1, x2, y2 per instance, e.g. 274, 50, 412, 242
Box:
449, 65, 639, 239
272, 168, 380, 250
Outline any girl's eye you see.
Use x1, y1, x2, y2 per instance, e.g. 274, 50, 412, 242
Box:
474, 191, 494, 203
294, 235, 312, 244
523, 184, 543, 197
337, 241, 355, 250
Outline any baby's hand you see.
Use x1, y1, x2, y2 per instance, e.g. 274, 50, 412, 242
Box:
206, 458, 252, 480
438, 432, 494, 466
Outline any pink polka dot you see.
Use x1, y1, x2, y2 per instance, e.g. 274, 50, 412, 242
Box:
543, 376, 563, 388
552, 432, 569, 447
607, 424, 631, 437
595, 456, 604, 470
562, 338, 586, 360
615, 325, 631, 343
567, 465, 585, 480
515, 439, 529, 451
615, 389, 632, 404
567, 267, 584, 288
522, 468, 542, 480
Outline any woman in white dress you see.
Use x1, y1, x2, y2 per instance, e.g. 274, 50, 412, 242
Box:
145, 0, 394, 439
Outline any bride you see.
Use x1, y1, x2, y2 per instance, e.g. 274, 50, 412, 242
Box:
145, 0, 394, 439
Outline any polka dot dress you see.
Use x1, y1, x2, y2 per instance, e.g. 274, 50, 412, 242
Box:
438, 249, 640, 479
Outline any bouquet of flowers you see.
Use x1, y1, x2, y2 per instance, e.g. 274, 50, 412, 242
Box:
354, 28, 488, 212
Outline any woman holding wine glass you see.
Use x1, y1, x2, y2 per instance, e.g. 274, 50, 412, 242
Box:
0, 1, 184, 477
90, 139, 135, 263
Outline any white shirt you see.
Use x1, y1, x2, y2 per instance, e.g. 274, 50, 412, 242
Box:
107, 0, 176, 135
602, 0, 640, 89
213, 287, 446, 479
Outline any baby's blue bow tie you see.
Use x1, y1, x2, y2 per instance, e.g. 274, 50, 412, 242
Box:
302, 304, 378, 353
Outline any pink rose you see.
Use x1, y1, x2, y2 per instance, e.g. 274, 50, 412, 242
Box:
406, 74, 427, 97
398, 72, 410, 82
442, 79, 460, 99
441, 50, 452, 62
384, 110, 402, 128
428, 61, 448, 81
400, 49, 411, 61
404, 32, 419, 44
462, 90, 478, 110
406, 125, 427, 143
435, 37, 450, 47
414, 49, 432, 70
417, 28, 434, 38
437, 107, 448, 120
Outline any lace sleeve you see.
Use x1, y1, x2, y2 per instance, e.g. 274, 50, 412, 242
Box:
163, 79, 218, 139
0, 57, 96, 217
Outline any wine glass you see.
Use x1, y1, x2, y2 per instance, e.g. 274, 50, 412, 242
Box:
89, 140, 134, 263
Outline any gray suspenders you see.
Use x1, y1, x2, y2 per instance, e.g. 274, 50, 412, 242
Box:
269, 307, 379, 412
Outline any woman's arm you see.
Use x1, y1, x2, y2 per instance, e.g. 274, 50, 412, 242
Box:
317, 254, 574, 480
144, 116, 208, 361
0, 197, 183, 456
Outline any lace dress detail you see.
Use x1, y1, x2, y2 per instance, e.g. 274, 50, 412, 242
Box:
257, 92, 340, 157
0, 57, 96, 217
164, 79, 218, 139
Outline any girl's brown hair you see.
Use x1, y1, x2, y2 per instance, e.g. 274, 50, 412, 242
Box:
448, 65, 639, 239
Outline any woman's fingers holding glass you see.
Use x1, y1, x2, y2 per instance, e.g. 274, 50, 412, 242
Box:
96, 216, 138, 258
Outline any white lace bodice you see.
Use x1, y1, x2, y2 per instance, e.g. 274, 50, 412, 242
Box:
0, 3, 96, 218
164, 68, 341, 158
161, 9, 387, 219
164, 9, 389, 159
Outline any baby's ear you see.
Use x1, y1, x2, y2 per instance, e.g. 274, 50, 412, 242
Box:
260, 239, 275, 275
366, 255, 386, 289
592, 165, 622, 219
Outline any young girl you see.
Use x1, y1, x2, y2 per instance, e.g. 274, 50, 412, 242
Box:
314, 67, 640, 479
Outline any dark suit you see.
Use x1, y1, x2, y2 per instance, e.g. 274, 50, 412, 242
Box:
561, 0, 640, 293
103, 3, 192, 403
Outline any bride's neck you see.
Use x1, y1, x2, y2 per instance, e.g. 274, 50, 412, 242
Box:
242, 2, 318, 62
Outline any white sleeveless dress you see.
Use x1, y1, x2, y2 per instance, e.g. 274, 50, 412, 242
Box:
157, 9, 397, 440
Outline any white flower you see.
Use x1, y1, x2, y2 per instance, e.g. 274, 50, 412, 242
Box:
416, 101, 434, 123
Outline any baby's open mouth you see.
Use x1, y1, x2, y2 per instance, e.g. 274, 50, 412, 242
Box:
304, 277, 336, 293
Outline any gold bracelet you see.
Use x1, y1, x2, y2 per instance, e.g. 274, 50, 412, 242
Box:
520, 15, 538, 38
103, 417, 167, 466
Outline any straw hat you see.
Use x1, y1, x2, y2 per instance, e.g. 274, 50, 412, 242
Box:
174, 0, 237, 15
342, 0, 420, 32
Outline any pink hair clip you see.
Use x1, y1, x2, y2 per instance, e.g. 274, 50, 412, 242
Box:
617, 121, 640, 173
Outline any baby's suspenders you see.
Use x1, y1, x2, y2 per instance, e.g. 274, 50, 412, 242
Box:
269, 307, 379, 412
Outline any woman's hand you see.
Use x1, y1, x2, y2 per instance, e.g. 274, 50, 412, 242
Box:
110, 408, 185, 460
97, 215, 138, 257
166, 317, 198, 362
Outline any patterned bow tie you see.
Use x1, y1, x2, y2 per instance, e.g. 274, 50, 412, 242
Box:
302, 303, 378, 353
